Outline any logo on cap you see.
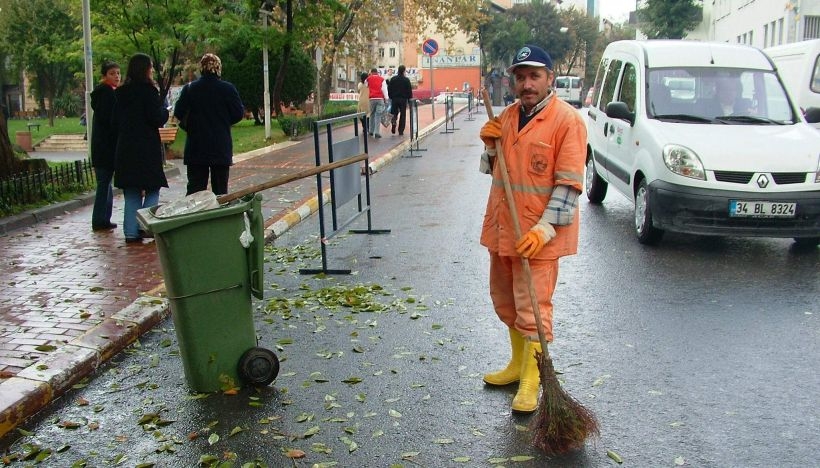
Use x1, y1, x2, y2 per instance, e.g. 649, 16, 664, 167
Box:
516, 47, 532, 62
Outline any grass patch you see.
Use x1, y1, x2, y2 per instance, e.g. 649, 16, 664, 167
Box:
6, 116, 289, 155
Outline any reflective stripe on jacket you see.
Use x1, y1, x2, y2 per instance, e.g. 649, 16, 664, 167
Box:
480, 97, 587, 259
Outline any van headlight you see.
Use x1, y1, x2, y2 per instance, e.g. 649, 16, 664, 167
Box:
663, 144, 705, 180
815, 155, 820, 183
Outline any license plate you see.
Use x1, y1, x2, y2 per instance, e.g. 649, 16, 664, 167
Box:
729, 200, 796, 218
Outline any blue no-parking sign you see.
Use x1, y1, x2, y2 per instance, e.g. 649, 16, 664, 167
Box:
422, 38, 439, 57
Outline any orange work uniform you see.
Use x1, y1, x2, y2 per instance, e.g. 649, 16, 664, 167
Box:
480, 96, 586, 341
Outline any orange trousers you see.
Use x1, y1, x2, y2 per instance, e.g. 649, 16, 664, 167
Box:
489, 252, 558, 342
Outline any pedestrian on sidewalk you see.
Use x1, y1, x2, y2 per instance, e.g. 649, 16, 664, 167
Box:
357, 72, 369, 133
112, 53, 169, 244
387, 65, 412, 136
173, 53, 244, 195
478, 44, 587, 413
90, 60, 120, 231
366, 68, 388, 139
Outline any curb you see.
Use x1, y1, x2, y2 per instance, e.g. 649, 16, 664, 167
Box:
0, 297, 169, 438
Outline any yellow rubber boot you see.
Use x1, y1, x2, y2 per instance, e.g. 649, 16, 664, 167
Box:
483, 328, 525, 386
511, 340, 541, 413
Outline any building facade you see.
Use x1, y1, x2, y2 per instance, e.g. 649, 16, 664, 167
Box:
689, 0, 820, 46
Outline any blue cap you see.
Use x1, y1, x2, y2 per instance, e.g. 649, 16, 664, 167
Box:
507, 45, 553, 73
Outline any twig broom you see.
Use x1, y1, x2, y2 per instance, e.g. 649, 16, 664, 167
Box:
481, 89, 598, 454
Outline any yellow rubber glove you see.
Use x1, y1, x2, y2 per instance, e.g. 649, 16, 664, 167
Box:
480, 117, 502, 147
515, 222, 556, 258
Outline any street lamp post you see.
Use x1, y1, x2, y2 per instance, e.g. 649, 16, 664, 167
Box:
81, 0, 93, 157
261, 11, 271, 140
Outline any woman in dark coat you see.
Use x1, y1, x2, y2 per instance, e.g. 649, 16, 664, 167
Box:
173, 53, 244, 195
112, 53, 169, 244
90, 60, 120, 231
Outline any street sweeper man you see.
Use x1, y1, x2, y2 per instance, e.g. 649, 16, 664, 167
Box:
478, 44, 587, 413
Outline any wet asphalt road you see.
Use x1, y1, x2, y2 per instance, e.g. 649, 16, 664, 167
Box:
2, 110, 819, 467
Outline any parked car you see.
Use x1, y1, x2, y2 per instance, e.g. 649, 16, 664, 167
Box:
433, 92, 472, 104
584, 87, 595, 107
584, 40, 820, 247
554, 75, 582, 107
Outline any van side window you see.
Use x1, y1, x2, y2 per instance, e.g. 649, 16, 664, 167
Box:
598, 59, 622, 112
589, 57, 609, 108
812, 55, 820, 93
619, 63, 637, 112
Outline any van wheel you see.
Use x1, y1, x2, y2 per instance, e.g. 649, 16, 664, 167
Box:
634, 180, 664, 245
585, 156, 608, 204
793, 237, 819, 248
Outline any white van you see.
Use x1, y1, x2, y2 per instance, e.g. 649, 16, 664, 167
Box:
764, 39, 820, 129
554, 75, 582, 107
584, 40, 820, 247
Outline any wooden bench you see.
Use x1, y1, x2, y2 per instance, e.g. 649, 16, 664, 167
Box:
26, 122, 41, 132
159, 126, 178, 144
159, 126, 178, 146
158, 126, 179, 160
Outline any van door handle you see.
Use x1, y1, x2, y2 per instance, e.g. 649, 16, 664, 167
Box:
603, 122, 609, 136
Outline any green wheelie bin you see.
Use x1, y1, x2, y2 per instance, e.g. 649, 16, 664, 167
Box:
137, 193, 278, 392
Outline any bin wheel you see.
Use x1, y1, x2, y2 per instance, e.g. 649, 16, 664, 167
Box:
238, 347, 279, 386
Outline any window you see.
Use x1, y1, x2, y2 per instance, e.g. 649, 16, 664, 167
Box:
763, 24, 768, 47
770, 21, 777, 46
590, 56, 610, 109
598, 59, 622, 112
778, 18, 784, 44
389, 48, 396, 58
619, 63, 637, 112
804, 16, 820, 40
379, 48, 385, 58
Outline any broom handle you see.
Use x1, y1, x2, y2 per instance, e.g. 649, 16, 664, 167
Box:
482, 89, 551, 354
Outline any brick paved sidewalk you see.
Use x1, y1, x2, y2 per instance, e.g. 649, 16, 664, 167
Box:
0, 102, 474, 437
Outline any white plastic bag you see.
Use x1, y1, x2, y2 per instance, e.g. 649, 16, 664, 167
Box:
155, 191, 220, 218
239, 212, 254, 248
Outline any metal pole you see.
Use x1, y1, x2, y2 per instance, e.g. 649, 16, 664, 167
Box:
81, 0, 93, 159
429, 56, 435, 119
315, 47, 323, 117
262, 13, 271, 140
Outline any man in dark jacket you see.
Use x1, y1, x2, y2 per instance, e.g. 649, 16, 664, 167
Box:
90, 60, 120, 231
174, 53, 244, 195
387, 65, 413, 136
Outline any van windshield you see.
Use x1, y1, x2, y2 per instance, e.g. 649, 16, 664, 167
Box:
647, 67, 797, 124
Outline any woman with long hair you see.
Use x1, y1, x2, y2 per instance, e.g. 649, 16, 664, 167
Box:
111, 53, 169, 244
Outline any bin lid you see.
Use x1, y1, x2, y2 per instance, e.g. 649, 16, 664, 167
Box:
137, 194, 259, 235
155, 191, 219, 218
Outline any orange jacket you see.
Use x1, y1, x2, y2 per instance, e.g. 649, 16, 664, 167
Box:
480, 97, 587, 259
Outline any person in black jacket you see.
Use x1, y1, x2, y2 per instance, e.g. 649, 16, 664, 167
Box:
90, 60, 120, 231
173, 53, 244, 195
387, 65, 413, 136
112, 53, 169, 244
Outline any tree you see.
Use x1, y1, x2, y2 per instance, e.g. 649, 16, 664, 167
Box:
637, 0, 702, 40
0, 3, 19, 176
554, 7, 600, 78
480, 2, 573, 74
94, 0, 208, 104
0, 0, 84, 126
220, 41, 315, 123
289, 0, 485, 112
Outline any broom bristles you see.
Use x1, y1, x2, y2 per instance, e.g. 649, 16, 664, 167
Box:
529, 350, 599, 454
